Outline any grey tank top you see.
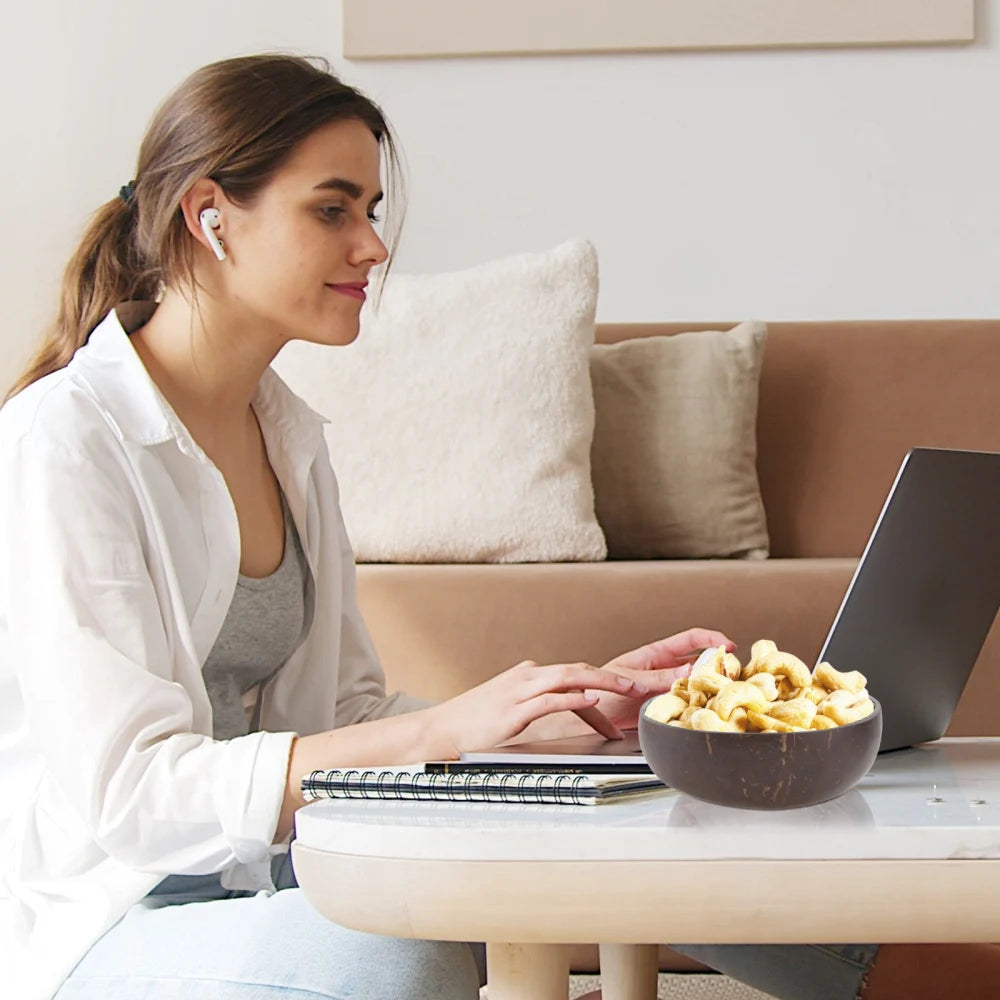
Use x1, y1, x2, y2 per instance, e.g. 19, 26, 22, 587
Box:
202, 496, 311, 740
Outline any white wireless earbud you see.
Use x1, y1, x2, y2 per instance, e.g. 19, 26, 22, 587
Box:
199, 207, 226, 261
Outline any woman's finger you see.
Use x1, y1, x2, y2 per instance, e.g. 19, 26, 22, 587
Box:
611, 666, 689, 691
516, 690, 621, 727
672, 629, 736, 655
573, 704, 624, 741
606, 630, 735, 674
675, 647, 710, 662
513, 661, 646, 701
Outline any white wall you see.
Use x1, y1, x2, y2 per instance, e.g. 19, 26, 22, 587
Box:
2, 1, 999, 392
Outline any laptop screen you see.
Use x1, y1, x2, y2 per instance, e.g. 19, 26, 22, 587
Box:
817, 448, 1000, 752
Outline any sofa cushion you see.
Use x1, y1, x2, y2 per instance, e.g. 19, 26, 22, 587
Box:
589, 322, 769, 559
273, 239, 606, 563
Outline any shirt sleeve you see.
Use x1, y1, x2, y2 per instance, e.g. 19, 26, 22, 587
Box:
1, 431, 294, 875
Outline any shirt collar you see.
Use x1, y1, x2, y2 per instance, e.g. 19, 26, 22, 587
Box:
72, 304, 328, 461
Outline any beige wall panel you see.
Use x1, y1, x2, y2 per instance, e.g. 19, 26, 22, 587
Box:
343, 0, 975, 59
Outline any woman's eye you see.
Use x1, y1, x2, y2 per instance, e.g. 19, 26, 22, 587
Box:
318, 205, 380, 226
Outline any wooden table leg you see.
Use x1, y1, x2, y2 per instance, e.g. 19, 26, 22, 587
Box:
486, 942, 570, 1000
599, 943, 659, 1000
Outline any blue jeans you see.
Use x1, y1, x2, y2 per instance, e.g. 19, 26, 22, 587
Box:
672, 943, 881, 1000
55, 852, 486, 999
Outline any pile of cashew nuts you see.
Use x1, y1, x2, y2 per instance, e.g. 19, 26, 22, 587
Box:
644, 640, 875, 733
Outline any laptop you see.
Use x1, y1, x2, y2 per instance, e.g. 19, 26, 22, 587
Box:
452, 730, 650, 773
458, 447, 1000, 766
819, 447, 1000, 752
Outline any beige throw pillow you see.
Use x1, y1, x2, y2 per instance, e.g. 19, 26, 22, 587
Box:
273, 239, 607, 563
590, 322, 769, 559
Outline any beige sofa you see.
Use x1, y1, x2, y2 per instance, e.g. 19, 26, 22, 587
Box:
359, 319, 1000, 735
354, 318, 1000, 972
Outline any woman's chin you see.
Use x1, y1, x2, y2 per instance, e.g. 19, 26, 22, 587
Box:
297, 322, 361, 348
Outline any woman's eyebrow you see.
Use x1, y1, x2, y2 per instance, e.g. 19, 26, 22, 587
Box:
313, 177, 383, 203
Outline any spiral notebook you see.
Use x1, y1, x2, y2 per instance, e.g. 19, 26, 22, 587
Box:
301, 765, 668, 806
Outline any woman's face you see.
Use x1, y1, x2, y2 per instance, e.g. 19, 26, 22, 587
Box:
218, 117, 389, 348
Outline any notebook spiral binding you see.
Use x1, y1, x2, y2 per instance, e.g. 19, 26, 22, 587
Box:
302, 767, 594, 804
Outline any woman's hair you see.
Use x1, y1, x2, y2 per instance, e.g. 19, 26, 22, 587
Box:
5, 53, 404, 402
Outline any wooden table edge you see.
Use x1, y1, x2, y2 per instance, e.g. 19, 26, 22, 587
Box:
292, 845, 1000, 944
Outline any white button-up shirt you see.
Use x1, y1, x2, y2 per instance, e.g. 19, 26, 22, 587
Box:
0, 304, 425, 999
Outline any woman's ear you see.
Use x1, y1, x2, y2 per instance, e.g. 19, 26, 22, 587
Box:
179, 179, 227, 260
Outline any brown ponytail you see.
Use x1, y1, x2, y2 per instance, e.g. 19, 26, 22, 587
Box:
4, 195, 159, 402
4, 54, 404, 404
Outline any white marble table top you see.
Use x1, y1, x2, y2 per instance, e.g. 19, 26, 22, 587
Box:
294, 737, 1000, 862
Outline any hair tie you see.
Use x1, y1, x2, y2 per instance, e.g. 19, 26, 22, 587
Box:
118, 180, 136, 204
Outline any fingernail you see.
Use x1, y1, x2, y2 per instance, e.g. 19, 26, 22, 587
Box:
616, 676, 634, 687
632, 681, 649, 694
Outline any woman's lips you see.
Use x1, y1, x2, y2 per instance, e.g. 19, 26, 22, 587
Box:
326, 283, 367, 301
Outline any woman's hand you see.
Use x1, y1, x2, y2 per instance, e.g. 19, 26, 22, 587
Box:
592, 628, 736, 730
277, 630, 737, 838
424, 659, 651, 758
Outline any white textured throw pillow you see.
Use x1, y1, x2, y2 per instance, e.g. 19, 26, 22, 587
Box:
273, 239, 607, 562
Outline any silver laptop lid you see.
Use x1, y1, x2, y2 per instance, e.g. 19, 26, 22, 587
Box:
817, 448, 1000, 752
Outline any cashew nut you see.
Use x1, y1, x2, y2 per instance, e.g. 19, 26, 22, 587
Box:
743, 638, 779, 678
729, 706, 750, 732
821, 688, 863, 710
822, 697, 875, 726
776, 676, 797, 700
746, 709, 800, 733
746, 672, 780, 701
760, 650, 812, 689
792, 683, 829, 706
692, 645, 727, 678
644, 693, 688, 724
721, 652, 742, 681
814, 661, 868, 695
810, 714, 838, 731
690, 672, 727, 696
713, 681, 770, 721
691, 707, 743, 732
766, 697, 817, 729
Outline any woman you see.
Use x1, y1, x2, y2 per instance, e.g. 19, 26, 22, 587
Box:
0, 54, 727, 999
